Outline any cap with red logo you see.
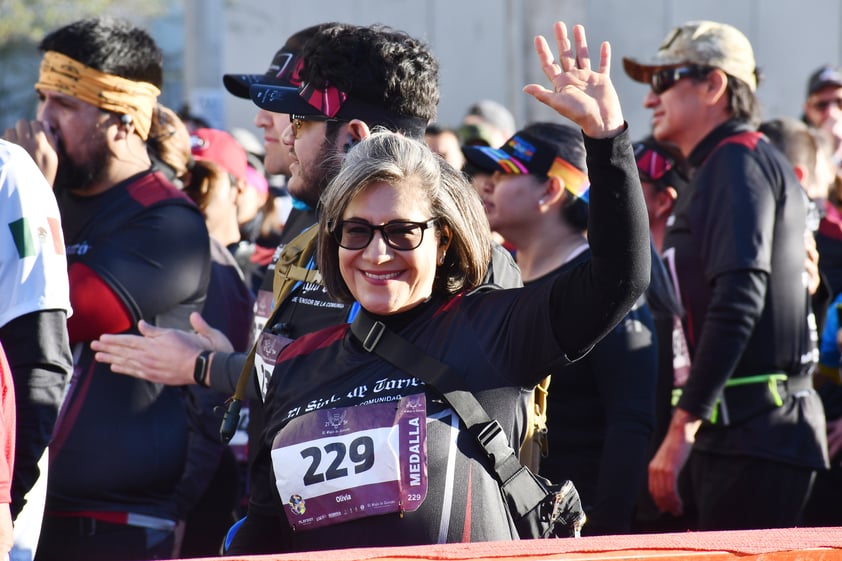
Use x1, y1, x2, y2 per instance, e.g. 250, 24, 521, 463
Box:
190, 128, 247, 183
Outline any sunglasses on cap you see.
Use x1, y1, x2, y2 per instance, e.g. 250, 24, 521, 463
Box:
650, 66, 714, 95
634, 144, 675, 184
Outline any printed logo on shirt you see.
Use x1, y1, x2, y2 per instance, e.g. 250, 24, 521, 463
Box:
66, 241, 92, 256
9, 216, 65, 258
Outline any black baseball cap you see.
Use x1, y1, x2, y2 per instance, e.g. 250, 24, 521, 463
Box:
222, 24, 328, 100
462, 130, 590, 201
807, 65, 842, 96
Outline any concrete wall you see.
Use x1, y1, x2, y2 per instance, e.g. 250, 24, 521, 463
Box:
3, 1, 840, 144
211, 0, 842, 144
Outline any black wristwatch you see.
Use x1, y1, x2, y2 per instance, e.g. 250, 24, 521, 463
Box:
193, 350, 213, 388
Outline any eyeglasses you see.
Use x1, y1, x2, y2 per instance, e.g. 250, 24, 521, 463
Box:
650, 66, 714, 95
290, 113, 346, 139
809, 98, 842, 113
332, 218, 438, 251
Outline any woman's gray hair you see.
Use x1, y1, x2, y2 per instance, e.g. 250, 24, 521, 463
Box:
318, 130, 492, 303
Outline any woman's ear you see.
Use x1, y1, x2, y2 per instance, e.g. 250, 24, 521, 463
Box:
438, 224, 453, 264
439, 224, 452, 248
539, 176, 565, 209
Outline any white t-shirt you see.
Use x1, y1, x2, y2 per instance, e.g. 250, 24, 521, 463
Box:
0, 139, 71, 328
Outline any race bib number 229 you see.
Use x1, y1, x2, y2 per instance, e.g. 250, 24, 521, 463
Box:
272, 394, 428, 530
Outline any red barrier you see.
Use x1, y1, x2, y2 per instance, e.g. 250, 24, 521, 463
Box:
201, 526, 842, 561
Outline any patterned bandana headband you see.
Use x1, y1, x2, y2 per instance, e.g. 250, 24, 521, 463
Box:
35, 51, 161, 140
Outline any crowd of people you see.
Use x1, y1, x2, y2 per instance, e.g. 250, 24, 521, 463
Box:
0, 11, 841, 561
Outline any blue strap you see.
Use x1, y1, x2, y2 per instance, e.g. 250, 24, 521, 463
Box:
347, 301, 361, 323
223, 515, 247, 553
291, 198, 312, 211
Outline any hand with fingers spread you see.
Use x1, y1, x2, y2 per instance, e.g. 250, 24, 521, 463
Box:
91, 312, 234, 386
3, 119, 59, 186
523, 22, 624, 139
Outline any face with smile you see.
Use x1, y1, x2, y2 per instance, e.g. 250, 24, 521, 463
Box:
338, 180, 443, 315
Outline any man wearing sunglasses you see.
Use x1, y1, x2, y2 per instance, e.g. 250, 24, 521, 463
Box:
803, 65, 842, 168
623, 21, 828, 530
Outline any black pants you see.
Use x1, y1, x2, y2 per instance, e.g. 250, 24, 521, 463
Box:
180, 448, 241, 557
35, 517, 174, 561
689, 450, 816, 530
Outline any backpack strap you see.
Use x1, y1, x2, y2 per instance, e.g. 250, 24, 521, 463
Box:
272, 225, 321, 297
519, 375, 550, 472
349, 309, 524, 484
219, 224, 321, 443
348, 309, 565, 532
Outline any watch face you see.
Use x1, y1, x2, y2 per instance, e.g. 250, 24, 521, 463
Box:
194, 351, 211, 387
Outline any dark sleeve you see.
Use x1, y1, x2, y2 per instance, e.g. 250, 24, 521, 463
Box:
81, 203, 210, 332
208, 351, 258, 399
549, 127, 651, 358
812, 271, 832, 337
677, 270, 768, 419
172, 385, 228, 519
0, 310, 72, 518
587, 302, 657, 534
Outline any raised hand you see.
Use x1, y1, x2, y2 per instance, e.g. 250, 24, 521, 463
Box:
523, 22, 624, 139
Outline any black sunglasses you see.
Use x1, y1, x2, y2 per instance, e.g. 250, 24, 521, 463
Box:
650, 66, 714, 95
332, 218, 438, 251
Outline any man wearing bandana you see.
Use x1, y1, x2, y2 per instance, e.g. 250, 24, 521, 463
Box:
8, 17, 211, 561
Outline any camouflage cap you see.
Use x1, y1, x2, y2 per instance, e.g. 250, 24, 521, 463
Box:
623, 20, 757, 92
